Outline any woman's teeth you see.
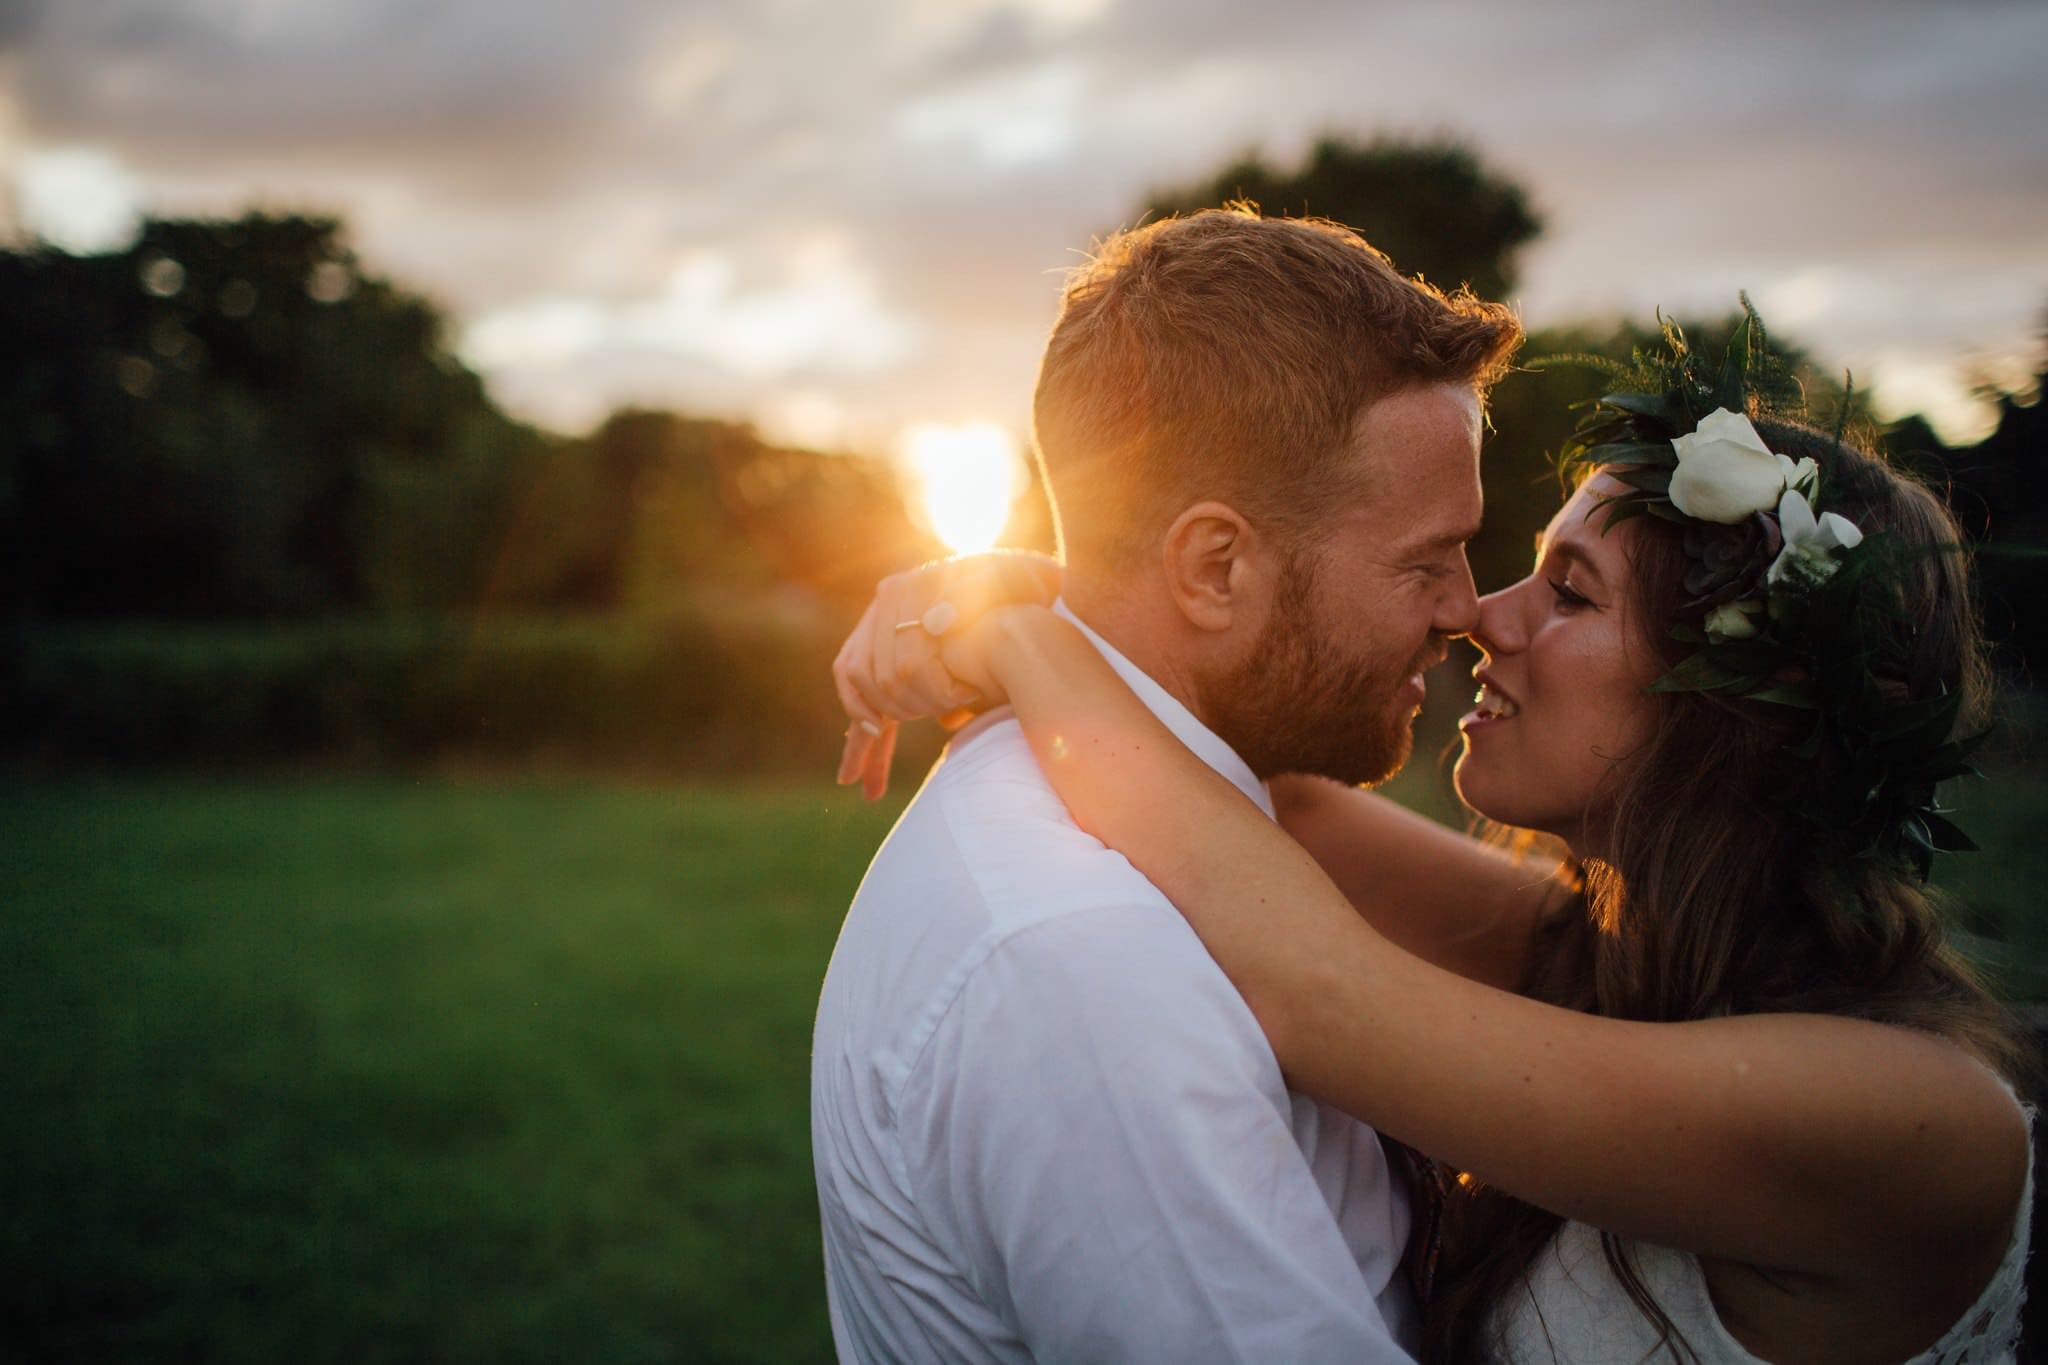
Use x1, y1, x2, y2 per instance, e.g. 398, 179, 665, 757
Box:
1472, 683, 1519, 720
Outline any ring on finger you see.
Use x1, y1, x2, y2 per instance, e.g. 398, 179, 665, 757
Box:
893, 601, 960, 636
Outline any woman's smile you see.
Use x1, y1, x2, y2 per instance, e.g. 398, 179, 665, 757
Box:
1460, 670, 1519, 730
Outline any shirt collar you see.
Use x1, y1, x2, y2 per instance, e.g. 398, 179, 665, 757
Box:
1052, 599, 1276, 820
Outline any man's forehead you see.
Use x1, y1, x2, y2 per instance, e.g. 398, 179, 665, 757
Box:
1348, 380, 1484, 443
1322, 381, 1485, 541
1330, 483, 1481, 550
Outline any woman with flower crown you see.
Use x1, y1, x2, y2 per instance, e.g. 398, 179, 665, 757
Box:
830, 315, 2035, 1363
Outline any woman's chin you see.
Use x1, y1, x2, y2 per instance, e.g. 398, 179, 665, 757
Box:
1453, 759, 1583, 851
1450, 750, 1499, 821
1452, 750, 1531, 831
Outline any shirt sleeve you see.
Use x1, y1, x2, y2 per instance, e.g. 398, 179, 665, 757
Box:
895, 902, 1415, 1364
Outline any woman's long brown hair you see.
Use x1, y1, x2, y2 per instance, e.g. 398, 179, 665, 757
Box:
1426, 421, 2033, 1363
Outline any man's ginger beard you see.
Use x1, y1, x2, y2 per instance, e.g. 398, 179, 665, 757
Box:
1198, 548, 1428, 786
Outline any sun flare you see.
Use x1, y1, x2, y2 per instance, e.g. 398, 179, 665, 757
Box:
900, 422, 1023, 554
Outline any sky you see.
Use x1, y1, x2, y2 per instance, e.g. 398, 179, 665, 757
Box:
3, 0, 2044, 456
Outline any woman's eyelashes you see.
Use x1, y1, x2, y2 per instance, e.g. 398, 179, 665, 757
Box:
1548, 577, 1592, 612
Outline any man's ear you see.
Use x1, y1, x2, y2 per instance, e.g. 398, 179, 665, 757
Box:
1160, 501, 1271, 632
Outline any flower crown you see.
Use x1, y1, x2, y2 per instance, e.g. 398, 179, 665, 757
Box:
1546, 300, 1982, 881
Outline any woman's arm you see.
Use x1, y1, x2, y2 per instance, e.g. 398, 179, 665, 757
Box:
954, 606, 2029, 1292
1269, 775, 1567, 990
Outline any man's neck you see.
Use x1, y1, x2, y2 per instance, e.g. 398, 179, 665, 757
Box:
1059, 577, 1215, 732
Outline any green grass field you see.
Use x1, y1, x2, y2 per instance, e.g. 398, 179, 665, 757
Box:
1, 779, 906, 1364
5, 749, 2043, 1363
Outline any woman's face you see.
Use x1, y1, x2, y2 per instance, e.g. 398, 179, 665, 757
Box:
1453, 476, 1668, 847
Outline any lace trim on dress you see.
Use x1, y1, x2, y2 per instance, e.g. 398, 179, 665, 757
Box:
1488, 1097, 2035, 1364
1908, 1099, 2034, 1365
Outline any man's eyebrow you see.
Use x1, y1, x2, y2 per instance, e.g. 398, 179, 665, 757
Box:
1420, 521, 1483, 552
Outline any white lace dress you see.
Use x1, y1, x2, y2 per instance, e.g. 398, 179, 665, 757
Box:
1491, 1108, 2034, 1364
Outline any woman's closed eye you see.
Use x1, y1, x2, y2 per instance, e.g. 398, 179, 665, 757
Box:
1549, 578, 1593, 612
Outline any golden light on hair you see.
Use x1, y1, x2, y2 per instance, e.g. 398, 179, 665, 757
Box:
900, 421, 1023, 553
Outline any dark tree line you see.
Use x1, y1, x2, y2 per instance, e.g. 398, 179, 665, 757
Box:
3, 146, 2038, 673
1887, 361, 2048, 678
2, 215, 522, 618
0, 214, 935, 625
1146, 136, 1543, 300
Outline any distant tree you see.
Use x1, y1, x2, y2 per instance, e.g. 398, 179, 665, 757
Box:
489, 411, 762, 611
717, 436, 938, 614
1143, 135, 1543, 298
0, 213, 544, 620
1935, 324, 2048, 674
1878, 413, 1950, 478
484, 406, 942, 616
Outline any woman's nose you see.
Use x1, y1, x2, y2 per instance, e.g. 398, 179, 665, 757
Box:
1472, 583, 1528, 655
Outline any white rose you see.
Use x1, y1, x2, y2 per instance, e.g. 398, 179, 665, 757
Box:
1668, 408, 1787, 524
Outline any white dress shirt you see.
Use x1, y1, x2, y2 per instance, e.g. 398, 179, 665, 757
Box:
811, 604, 1418, 1363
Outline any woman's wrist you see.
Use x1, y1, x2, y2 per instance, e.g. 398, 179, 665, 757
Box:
982, 604, 1067, 692
938, 602, 1059, 702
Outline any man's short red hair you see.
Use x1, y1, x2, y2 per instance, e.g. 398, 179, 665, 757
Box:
1032, 207, 1522, 570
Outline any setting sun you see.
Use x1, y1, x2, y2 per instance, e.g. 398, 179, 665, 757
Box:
900, 421, 1024, 554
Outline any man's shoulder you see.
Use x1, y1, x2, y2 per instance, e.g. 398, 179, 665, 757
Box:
916, 708, 1050, 806
881, 714, 1171, 928
831, 716, 1234, 1088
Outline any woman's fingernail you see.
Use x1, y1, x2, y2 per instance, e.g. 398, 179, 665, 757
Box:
858, 719, 883, 736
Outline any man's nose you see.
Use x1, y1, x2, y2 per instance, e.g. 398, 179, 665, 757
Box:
1435, 556, 1482, 638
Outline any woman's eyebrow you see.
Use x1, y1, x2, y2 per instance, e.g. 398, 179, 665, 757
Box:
1547, 539, 1609, 586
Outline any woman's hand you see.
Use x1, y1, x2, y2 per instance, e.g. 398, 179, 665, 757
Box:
833, 551, 1061, 800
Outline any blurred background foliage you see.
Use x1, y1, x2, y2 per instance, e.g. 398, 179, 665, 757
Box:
1144, 135, 1543, 302
4, 135, 2045, 1363
3, 140, 2041, 776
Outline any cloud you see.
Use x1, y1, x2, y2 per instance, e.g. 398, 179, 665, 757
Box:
896, 59, 1087, 168
461, 236, 923, 379
0, 0, 2042, 442
13, 145, 142, 251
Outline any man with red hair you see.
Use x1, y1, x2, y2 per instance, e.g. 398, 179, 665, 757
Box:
813, 209, 1521, 1362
